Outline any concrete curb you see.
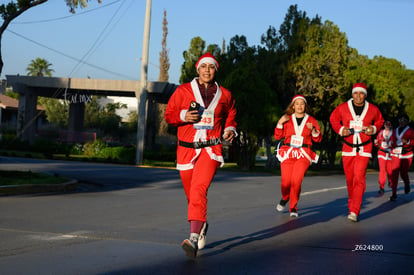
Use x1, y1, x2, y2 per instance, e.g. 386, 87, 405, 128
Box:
0, 179, 78, 195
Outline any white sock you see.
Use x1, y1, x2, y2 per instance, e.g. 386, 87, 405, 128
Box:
190, 233, 199, 242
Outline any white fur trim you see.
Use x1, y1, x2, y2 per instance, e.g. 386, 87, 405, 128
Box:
352, 87, 367, 95
196, 57, 218, 70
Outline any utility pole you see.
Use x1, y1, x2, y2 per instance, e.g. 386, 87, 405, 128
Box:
136, 0, 152, 165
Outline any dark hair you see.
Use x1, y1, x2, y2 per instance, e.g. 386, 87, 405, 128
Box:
398, 114, 409, 122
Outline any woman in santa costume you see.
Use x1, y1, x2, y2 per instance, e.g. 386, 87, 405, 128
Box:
389, 114, 414, 201
165, 52, 237, 258
330, 83, 384, 222
374, 121, 393, 195
274, 95, 322, 218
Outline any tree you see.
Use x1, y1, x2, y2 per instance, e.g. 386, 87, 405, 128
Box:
84, 96, 126, 136
149, 8, 172, 151
220, 35, 280, 170
0, 0, 102, 75
180, 37, 205, 84
156, 8, 170, 136
276, 5, 321, 107
158, 9, 169, 82
26, 57, 54, 76
402, 70, 414, 121
65, 0, 102, 14
38, 97, 69, 127
24, 56, 67, 127
290, 20, 351, 166
356, 56, 407, 120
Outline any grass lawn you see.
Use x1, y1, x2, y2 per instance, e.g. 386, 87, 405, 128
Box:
0, 170, 68, 186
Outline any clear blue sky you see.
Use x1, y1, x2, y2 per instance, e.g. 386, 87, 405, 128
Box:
2, 0, 413, 85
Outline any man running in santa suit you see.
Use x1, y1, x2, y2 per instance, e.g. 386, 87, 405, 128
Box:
389, 114, 414, 201
165, 52, 237, 258
330, 83, 384, 222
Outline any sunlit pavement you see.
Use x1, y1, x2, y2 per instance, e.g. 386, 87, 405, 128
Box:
0, 157, 413, 274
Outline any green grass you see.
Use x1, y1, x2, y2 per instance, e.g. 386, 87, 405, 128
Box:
0, 170, 68, 186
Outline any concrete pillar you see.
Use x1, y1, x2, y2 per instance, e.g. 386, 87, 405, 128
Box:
68, 102, 85, 132
17, 86, 38, 144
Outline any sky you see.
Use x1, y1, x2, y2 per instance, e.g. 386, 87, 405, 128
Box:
1, 0, 414, 86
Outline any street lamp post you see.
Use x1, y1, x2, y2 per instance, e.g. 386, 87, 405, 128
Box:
136, 0, 152, 165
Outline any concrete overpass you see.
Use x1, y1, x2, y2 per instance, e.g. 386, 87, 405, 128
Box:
5, 75, 178, 161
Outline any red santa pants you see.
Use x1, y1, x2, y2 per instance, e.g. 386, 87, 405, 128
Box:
280, 157, 310, 212
390, 156, 413, 194
179, 149, 220, 222
378, 157, 392, 189
342, 155, 369, 215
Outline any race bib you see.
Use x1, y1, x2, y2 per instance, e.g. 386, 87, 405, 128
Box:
393, 147, 402, 154
350, 120, 363, 133
290, 135, 304, 148
194, 110, 214, 129
381, 141, 389, 149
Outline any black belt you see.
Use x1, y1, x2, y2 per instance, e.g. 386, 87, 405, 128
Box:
379, 148, 390, 153
343, 139, 372, 152
343, 139, 372, 148
284, 143, 311, 148
179, 138, 222, 149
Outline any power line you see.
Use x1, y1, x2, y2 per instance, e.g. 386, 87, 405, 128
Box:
6, 28, 137, 80
11, 0, 122, 24
68, 0, 128, 77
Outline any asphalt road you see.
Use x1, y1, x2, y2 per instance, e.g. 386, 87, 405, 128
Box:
0, 157, 413, 275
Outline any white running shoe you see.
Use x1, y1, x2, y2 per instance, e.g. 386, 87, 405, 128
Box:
198, 222, 208, 250
276, 199, 289, 212
181, 236, 198, 258
347, 212, 358, 222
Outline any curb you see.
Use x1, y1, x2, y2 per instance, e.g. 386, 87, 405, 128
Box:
0, 179, 78, 196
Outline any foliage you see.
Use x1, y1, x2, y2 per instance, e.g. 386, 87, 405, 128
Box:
38, 97, 69, 127
84, 96, 126, 136
179, 37, 205, 84
65, 0, 102, 14
5, 90, 18, 99
403, 70, 414, 120
26, 57, 54, 76
158, 9, 169, 82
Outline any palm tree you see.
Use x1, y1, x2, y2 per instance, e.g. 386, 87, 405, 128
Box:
26, 57, 54, 77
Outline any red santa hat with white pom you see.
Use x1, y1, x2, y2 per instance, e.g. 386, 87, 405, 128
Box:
195, 52, 219, 70
352, 83, 367, 95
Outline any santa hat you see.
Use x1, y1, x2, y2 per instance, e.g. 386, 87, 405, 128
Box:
291, 95, 307, 104
352, 83, 367, 95
384, 121, 392, 128
195, 52, 219, 70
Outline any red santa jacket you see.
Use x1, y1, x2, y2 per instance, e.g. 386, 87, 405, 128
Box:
274, 114, 322, 164
330, 99, 384, 157
165, 78, 237, 170
390, 126, 414, 159
375, 129, 393, 160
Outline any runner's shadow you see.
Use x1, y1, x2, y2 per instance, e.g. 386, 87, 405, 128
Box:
362, 188, 413, 220
201, 197, 349, 258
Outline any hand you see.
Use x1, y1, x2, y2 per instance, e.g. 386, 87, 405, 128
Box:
342, 127, 353, 137
185, 110, 200, 123
278, 114, 290, 125
223, 130, 235, 142
363, 126, 374, 136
